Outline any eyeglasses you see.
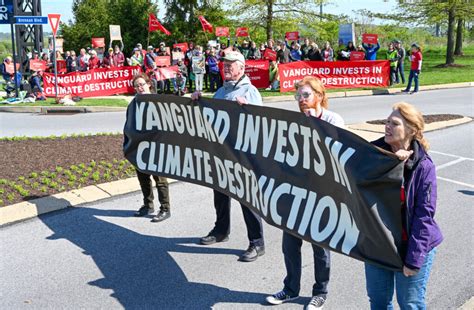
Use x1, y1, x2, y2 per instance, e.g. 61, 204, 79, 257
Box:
134, 82, 147, 88
294, 91, 313, 100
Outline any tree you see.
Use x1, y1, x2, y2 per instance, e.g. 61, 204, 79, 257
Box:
228, 0, 330, 40
60, 0, 158, 55
454, 18, 464, 55
361, 0, 473, 65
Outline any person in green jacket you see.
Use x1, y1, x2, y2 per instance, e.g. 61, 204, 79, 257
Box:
386, 42, 398, 86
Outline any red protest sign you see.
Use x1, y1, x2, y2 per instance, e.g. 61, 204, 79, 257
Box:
29, 60, 47, 71
362, 33, 378, 45
48, 14, 61, 37
236, 27, 248, 37
5, 63, 20, 74
43, 66, 141, 97
215, 27, 229, 37
285, 31, 299, 41
263, 48, 277, 61
154, 66, 179, 81
92, 38, 105, 48
173, 43, 188, 53
245, 60, 270, 89
57, 60, 67, 73
155, 56, 171, 67
350, 51, 365, 61
278, 60, 390, 92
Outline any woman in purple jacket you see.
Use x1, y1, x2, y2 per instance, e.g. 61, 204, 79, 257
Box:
366, 102, 443, 309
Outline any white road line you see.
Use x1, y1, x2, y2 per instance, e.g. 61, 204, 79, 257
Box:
437, 177, 474, 189
436, 158, 467, 171
430, 150, 474, 161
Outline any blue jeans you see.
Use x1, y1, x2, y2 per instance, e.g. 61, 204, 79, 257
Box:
282, 232, 330, 297
405, 69, 419, 92
396, 61, 405, 84
365, 248, 436, 310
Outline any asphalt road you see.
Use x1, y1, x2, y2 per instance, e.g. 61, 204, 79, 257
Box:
1, 88, 473, 309
0, 87, 472, 137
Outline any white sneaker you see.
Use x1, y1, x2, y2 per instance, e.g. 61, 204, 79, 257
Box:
306, 296, 326, 310
266, 290, 299, 305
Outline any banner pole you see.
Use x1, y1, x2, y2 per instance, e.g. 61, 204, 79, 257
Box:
147, 31, 150, 48
53, 36, 58, 98
10, 22, 18, 98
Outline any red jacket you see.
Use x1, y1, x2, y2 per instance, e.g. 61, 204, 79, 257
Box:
88, 56, 101, 69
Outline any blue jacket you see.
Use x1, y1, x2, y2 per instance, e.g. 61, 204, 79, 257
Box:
373, 138, 443, 269
363, 42, 380, 60
213, 75, 262, 106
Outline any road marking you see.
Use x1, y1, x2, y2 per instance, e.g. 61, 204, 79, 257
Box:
430, 150, 474, 161
436, 158, 467, 171
437, 177, 474, 189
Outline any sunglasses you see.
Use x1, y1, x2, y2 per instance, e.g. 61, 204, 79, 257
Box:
134, 82, 147, 88
294, 91, 313, 100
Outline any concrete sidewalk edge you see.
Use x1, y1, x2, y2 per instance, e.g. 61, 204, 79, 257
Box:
0, 82, 472, 113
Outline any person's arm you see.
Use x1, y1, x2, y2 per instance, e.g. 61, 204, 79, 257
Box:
404, 162, 438, 270
417, 53, 423, 72
374, 42, 380, 52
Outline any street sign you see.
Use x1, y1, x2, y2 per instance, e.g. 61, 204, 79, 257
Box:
15, 16, 48, 25
0, 0, 13, 24
48, 13, 61, 37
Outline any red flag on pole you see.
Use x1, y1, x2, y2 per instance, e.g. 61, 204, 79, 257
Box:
198, 16, 213, 33
148, 13, 171, 35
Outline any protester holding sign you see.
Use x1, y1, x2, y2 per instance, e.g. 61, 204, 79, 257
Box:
129, 73, 171, 222
192, 45, 206, 92
403, 43, 423, 94
191, 50, 265, 262
112, 45, 125, 67
307, 43, 323, 61
362, 41, 380, 61
366, 102, 443, 309
266, 76, 343, 309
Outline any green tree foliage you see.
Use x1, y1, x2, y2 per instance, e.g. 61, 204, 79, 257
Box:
60, 0, 157, 56
228, 0, 330, 41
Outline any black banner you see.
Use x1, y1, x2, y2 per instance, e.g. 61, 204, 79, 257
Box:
123, 94, 405, 270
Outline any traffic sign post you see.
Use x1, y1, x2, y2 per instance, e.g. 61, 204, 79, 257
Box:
48, 14, 61, 98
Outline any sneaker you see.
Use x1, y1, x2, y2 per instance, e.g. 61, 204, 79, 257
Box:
401, 89, 410, 93
151, 210, 170, 222
306, 296, 326, 310
200, 233, 229, 245
239, 245, 265, 262
134, 205, 154, 217
410, 91, 418, 94
265, 87, 272, 91
266, 290, 299, 305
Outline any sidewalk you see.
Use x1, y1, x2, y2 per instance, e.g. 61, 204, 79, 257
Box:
0, 82, 472, 113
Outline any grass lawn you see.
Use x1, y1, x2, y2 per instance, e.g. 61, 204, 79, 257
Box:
3, 45, 472, 106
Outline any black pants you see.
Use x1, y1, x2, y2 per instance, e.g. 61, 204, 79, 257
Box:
136, 169, 170, 211
211, 189, 264, 246
282, 232, 330, 297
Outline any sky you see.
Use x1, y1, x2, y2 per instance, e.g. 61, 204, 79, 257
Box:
1, 0, 399, 33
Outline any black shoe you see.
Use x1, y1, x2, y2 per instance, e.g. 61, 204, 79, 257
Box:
401, 89, 410, 93
151, 210, 170, 222
134, 206, 154, 217
200, 233, 229, 245
239, 245, 265, 262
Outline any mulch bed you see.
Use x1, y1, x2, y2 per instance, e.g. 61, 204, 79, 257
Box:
0, 135, 135, 205
367, 114, 464, 125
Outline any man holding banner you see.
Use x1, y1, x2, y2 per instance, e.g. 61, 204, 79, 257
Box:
191, 50, 265, 262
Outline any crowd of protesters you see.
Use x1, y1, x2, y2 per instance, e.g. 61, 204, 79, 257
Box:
2, 35, 423, 99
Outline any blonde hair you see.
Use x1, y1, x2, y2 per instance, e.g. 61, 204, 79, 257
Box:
295, 76, 328, 109
393, 102, 429, 150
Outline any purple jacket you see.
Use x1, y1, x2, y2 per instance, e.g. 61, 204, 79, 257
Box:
373, 138, 443, 269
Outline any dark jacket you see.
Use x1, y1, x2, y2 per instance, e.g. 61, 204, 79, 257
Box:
372, 138, 443, 269
307, 48, 323, 61
276, 48, 290, 64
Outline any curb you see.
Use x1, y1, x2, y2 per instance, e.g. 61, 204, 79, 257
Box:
458, 296, 474, 310
0, 82, 472, 113
349, 117, 473, 134
0, 178, 178, 226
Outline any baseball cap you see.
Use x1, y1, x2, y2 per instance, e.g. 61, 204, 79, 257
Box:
159, 42, 165, 47
133, 47, 140, 52
221, 51, 245, 65
108, 47, 113, 52
147, 45, 153, 50
411, 43, 420, 49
